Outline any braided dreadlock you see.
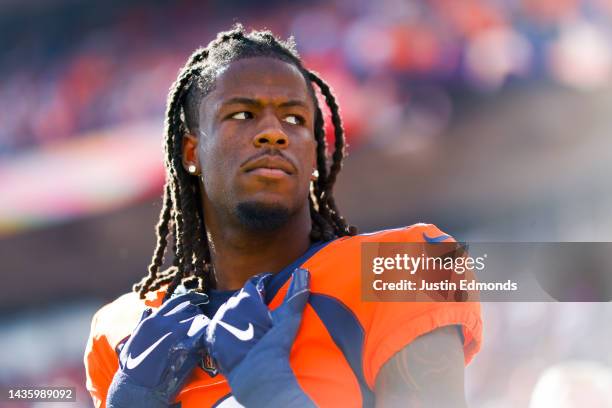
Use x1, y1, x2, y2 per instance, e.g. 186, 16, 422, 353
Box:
134, 24, 357, 300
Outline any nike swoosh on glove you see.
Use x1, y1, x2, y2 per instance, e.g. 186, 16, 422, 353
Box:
204, 268, 316, 408
107, 292, 210, 408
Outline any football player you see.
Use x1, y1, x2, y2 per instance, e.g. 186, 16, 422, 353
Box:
85, 25, 482, 407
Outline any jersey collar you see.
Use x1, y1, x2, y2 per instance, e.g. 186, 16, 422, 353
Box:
263, 239, 333, 304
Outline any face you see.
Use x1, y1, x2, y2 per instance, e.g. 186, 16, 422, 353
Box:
183, 57, 317, 227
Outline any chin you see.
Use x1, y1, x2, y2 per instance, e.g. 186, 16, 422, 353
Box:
234, 200, 292, 231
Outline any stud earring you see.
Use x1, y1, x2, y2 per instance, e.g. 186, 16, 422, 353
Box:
188, 164, 197, 174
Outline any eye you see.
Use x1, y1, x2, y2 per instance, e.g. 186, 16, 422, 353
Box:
283, 114, 304, 125
229, 111, 253, 120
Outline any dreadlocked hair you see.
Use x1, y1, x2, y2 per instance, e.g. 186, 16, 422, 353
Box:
133, 24, 357, 301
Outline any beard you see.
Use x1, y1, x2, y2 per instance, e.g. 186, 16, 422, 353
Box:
234, 201, 291, 232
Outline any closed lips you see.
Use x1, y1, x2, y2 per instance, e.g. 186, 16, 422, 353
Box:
243, 156, 295, 175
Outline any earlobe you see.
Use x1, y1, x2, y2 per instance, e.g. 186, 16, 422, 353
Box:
310, 157, 318, 181
310, 169, 319, 182
182, 133, 201, 175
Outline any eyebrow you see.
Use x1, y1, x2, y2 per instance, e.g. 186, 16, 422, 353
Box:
220, 97, 310, 109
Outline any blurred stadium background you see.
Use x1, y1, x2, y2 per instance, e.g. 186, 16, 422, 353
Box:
1, 0, 612, 406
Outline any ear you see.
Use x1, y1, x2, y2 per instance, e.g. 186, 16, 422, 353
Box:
182, 133, 200, 175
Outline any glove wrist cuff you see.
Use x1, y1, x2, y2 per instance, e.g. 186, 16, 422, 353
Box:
106, 370, 170, 408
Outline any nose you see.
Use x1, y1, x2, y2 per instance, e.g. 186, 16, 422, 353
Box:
252, 114, 289, 149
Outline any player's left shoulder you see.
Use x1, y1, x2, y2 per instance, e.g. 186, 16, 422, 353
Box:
302, 223, 456, 302
305, 223, 457, 271
355, 222, 456, 243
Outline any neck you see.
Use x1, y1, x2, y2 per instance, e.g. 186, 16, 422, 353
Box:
203, 200, 313, 291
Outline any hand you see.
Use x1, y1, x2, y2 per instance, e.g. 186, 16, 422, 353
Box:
205, 268, 315, 407
107, 292, 210, 408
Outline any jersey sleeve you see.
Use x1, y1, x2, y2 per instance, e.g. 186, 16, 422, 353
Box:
361, 224, 483, 389
363, 298, 482, 389
84, 305, 120, 408
84, 292, 151, 407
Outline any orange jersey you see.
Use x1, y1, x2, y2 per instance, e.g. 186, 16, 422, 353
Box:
84, 223, 483, 407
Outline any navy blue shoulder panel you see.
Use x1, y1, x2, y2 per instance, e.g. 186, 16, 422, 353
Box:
264, 240, 332, 304
309, 293, 375, 408
201, 241, 332, 315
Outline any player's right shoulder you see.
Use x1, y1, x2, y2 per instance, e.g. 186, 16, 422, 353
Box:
84, 291, 148, 407
90, 290, 161, 349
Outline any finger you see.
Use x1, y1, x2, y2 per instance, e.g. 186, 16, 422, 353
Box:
187, 292, 210, 307
139, 307, 153, 322
204, 283, 273, 372
157, 292, 210, 315
193, 316, 214, 351
271, 268, 310, 324
174, 305, 210, 323
285, 268, 310, 306
178, 313, 211, 347
246, 273, 274, 302
208, 284, 272, 340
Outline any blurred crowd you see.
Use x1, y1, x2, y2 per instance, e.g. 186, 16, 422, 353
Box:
2, 1, 612, 407
2, 0, 612, 155
470, 302, 612, 407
